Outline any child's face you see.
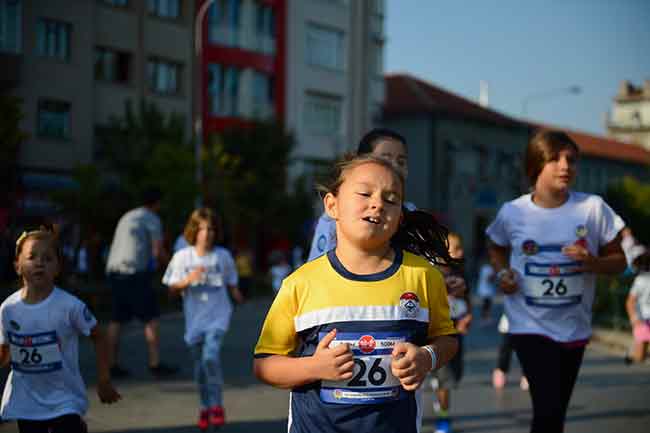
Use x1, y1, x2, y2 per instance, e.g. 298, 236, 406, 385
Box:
371, 138, 408, 179
326, 162, 403, 250
448, 236, 464, 260
15, 238, 59, 290
535, 148, 577, 195
195, 220, 216, 247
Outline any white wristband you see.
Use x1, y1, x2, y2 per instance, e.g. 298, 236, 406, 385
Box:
422, 345, 438, 371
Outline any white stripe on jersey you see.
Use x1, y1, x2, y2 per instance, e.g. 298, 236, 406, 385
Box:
294, 305, 429, 332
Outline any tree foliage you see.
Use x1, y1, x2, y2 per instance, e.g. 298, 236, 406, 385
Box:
606, 176, 650, 244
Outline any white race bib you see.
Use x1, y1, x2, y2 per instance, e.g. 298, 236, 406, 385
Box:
319, 331, 409, 405
522, 262, 584, 308
8, 331, 63, 374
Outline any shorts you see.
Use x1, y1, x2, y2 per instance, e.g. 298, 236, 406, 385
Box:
633, 320, 650, 343
434, 334, 463, 388
108, 272, 160, 323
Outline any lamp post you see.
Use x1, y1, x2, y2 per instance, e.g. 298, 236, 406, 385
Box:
194, 0, 217, 207
521, 85, 581, 117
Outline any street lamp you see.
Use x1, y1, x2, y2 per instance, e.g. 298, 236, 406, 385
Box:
521, 85, 582, 117
194, 0, 217, 207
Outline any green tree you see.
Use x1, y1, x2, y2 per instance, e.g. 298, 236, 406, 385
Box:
606, 176, 650, 244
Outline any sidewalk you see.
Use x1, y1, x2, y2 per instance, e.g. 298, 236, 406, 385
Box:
591, 326, 633, 355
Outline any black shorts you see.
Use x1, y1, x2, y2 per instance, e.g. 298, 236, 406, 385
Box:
18, 414, 85, 433
108, 272, 160, 323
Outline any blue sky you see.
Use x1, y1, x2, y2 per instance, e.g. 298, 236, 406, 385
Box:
385, 0, 650, 136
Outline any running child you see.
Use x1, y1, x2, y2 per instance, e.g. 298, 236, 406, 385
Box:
254, 154, 459, 433
486, 129, 627, 433
163, 208, 244, 431
625, 269, 650, 364
0, 226, 121, 433
431, 232, 472, 433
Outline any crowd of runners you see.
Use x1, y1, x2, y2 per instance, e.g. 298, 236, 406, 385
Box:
1, 128, 649, 433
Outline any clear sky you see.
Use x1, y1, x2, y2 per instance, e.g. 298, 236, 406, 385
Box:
385, 0, 650, 136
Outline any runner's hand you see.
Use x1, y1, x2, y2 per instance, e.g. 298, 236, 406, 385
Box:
391, 342, 430, 391
445, 275, 466, 297
456, 314, 472, 334
562, 244, 596, 272
312, 329, 354, 382
97, 379, 121, 404
498, 269, 519, 294
185, 266, 206, 285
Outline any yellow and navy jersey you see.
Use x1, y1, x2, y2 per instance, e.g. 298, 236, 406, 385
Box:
254, 249, 455, 433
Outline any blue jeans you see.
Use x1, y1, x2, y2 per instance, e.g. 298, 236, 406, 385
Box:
190, 329, 225, 409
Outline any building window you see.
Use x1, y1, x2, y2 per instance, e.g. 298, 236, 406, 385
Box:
36, 18, 71, 61
306, 24, 344, 71
253, 1, 275, 54
148, 58, 181, 95
102, 0, 129, 6
148, 0, 181, 19
95, 47, 131, 84
0, 0, 22, 53
207, 63, 240, 116
304, 92, 342, 136
207, 0, 241, 48
252, 70, 274, 119
38, 99, 71, 139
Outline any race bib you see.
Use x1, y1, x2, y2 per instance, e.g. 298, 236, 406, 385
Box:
8, 331, 63, 374
319, 331, 410, 405
523, 262, 584, 308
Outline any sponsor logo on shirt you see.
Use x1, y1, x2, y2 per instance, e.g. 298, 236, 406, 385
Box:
357, 335, 376, 354
317, 235, 327, 252
575, 224, 588, 238
9, 320, 20, 331
399, 292, 419, 318
522, 239, 539, 256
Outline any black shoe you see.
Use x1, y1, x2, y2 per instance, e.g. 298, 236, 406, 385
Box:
110, 364, 131, 379
149, 362, 179, 378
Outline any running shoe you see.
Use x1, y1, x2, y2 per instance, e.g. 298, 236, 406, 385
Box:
492, 368, 506, 389
519, 376, 529, 391
149, 362, 179, 378
197, 409, 209, 431
210, 405, 225, 427
434, 418, 452, 433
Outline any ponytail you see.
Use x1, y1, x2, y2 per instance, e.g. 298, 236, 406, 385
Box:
392, 208, 463, 271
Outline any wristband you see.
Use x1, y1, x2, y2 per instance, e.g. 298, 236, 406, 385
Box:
422, 345, 438, 371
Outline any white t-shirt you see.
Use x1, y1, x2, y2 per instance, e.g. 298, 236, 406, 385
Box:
476, 264, 497, 298
307, 202, 417, 262
630, 272, 650, 321
173, 234, 189, 253
486, 191, 625, 342
162, 246, 238, 345
106, 207, 162, 275
0, 288, 97, 420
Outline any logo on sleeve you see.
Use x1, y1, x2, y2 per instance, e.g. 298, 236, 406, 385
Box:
522, 240, 539, 256
83, 306, 94, 322
399, 292, 420, 318
317, 235, 327, 252
575, 225, 588, 238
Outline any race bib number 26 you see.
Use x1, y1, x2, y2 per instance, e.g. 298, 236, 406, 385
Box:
523, 262, 584, 308
319, 331, 409, 405
8, 331, 63, 374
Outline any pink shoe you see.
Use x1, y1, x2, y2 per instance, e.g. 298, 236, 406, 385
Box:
197, 409, 209, 431
492, 369, 506, 389
210, 405, 225, 427
520, 376, 529, 391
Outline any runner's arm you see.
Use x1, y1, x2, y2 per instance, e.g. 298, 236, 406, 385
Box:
0, 344, 9, 368
89, 326, 121, 403
626, 293, 640, 327
563, 232, 626, 274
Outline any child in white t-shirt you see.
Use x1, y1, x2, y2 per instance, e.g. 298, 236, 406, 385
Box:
626, 272, 650, 364
0, 226, 120, 433
163, 209, 244, 431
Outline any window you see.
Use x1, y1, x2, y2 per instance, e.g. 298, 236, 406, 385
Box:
148, 0, 180, 19
207, 63, 240, 116
148, 58, 181, 95
102, 0, 129, 6
95, 47, 131, 84
0, 0, 21, 53
207, 0, 240, 47
38, 99, 71, 139
36, 18, 71, 61
306, 24, 344, 70
253, 1, 274, 54
304, 93, 342, 136
252, 71, 274, 119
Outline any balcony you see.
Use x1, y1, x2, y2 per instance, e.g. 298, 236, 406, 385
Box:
0, 52, 21, 90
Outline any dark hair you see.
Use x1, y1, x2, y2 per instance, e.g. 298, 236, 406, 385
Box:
319, 154, 462, 271
183, 207, 221, 245
142, 187, 163, 207
357, 128, 408, 155
525, 129, 579, 186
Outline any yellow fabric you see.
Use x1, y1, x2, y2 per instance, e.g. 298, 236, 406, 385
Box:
254, 251, 455, 356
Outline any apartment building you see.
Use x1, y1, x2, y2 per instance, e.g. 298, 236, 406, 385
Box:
199, 0, 386, 175
1, 0, 195, 187
607, 79, 650, 150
